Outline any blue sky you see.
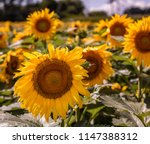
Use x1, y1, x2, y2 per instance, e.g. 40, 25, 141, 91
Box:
81, 0, 150, 15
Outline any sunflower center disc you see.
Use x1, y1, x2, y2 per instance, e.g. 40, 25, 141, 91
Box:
87, 59, 98, 75
34, 59, 72, 99
0, 33, 4, 39
136, 33, 150, 52
83, 52, 102, 80
36, 19, 50, 33
44, 71, 62, 92
110, 23, 126, 36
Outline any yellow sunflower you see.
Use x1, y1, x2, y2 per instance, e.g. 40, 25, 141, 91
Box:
107, 14, 133, 47
0, 28, 8, 48
123, 17, 150, 66
12, 31, 29, 43
66, 21, 88, 34
25, 8, 59, 40
82, 44, 114, 86
0, 48, 25, 83
14, 44, 90, 121
94, 19, 108, 41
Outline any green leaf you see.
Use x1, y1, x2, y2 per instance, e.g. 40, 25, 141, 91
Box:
0, 98, 5, 104
139, 111, 150, 117
87, 105, 105, 120
6, 108, 27, 115
21, 37, 34, 45
113, 55, 132, 63
0, 90, 13, 96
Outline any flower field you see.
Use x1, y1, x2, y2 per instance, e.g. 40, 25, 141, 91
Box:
0, 8, 150, 127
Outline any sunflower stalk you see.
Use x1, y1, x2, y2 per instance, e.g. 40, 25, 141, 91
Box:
75, 35, 81, 46
61, 119, 65, 127
66, 109, 74, 127
42, 40, 48, 54
76, 107, 81, 123
137, 64, 143, 102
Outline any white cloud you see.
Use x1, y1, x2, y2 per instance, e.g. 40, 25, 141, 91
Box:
126, 0, 150, 9
85, 0, 150, 15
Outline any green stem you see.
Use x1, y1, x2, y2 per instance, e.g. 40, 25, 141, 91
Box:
75, 35, 81, 46
137, 64, 143, 102
42, 40, 47, 54
66, 109, 74, 127
61, 119, 65, 127
80, 106, 87, 121
76, 107, 81, 123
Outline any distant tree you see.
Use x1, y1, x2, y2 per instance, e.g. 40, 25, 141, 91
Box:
124, 7, 144, 15
56, 0, 84, 18
88, 11, 108, 17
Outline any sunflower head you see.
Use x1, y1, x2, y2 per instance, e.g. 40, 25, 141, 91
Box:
95, 20, 108, 34
123, 17, 150, 66
107, 14, 133, 47
12, 31, 29, 43
25, 8, 59, 40
0, 48, 25, 83
67, 21, 88, 34
0, 28, 8, 48
82, 44, 114, 86
14, 45, 90, 121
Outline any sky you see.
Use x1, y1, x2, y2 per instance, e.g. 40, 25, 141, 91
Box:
81, 0, 150, 15
0, 0, 150, 15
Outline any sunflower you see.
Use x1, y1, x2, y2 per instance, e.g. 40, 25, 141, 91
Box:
123, 17, 150, 66
82, 44, 114, 86
0, 28, 8, 48
107, 14, 133, 47
94, 19, 108, 41
0, 48, 25, 83
66, 21, 88, 34
12, 31, 29, 43
25, 8, 59, 40
14, 44, 90, 121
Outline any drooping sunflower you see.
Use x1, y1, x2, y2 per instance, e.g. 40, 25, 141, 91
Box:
0, 48, 25, 83
14, 44, 90, 121
82, 44, 114, 86
25, 8, 59, 40
123, 17, 150, 66
107, 14, 133, 47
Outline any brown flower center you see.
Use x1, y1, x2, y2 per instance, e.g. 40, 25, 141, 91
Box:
135, 32, 150, 52
33, 59, 73, 99
36, 18, 51, 33
110, 23, 126, 36
6, 56, 19, 75
83, 51, 102, 80
0, 33, 4, 39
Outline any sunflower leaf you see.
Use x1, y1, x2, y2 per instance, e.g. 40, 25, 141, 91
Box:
0, 90, 13, 96
100, 95, 146, 115
21, 37, 35, 45
112, 117, 135, 127
112, 112, 144, 127
0, 111, 42, 127
87, 105, 105, 120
